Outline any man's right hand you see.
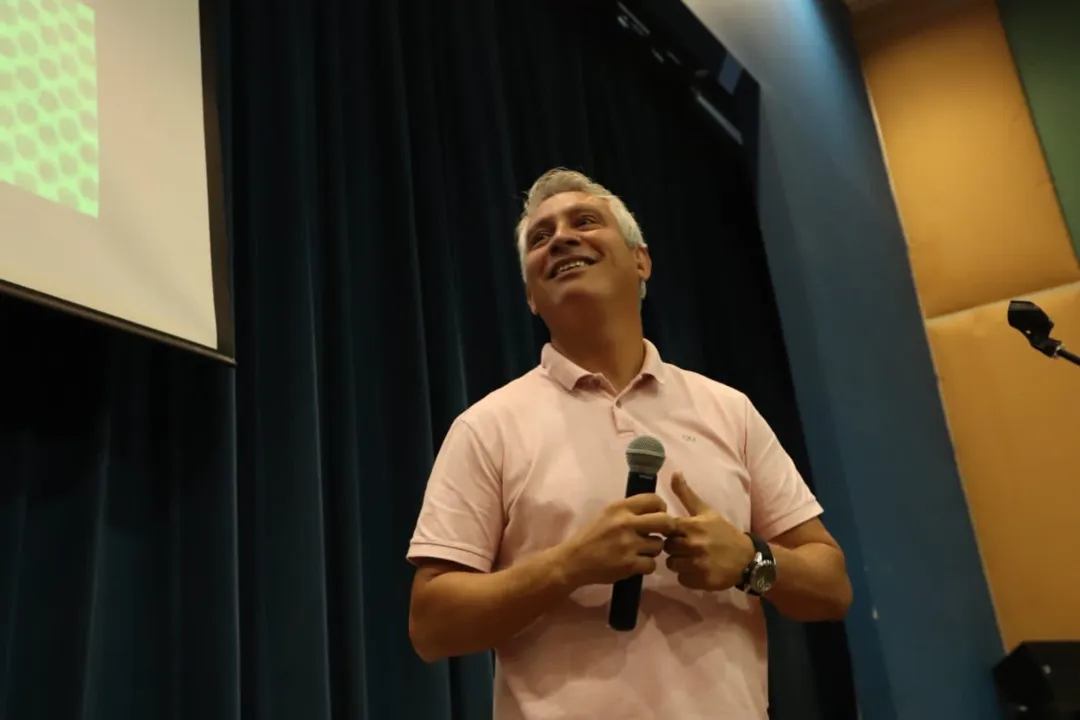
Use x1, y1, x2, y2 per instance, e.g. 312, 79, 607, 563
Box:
560, 494, 677, 587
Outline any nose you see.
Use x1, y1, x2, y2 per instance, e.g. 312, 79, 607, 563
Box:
549, 223, 582, 254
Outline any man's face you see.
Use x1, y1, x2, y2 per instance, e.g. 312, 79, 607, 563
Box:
522, 191, 651, 317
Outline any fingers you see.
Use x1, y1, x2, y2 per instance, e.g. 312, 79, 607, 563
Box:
637, 534, 664, 558
665, 555, 696, 575
675, 571, 707, 590
663, 535, 694, 557
671, 472, 709, 516
633, 556, 659, 575
621, 493, 667, 515
665, 556, 708, 589
630, 511, 678, 536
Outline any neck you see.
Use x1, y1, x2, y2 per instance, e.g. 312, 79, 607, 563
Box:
550, 309, 645, 393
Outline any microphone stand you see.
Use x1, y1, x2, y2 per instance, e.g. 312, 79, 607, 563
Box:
1030, 336, 1080, 367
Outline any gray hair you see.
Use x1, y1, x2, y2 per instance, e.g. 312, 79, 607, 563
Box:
515, 168, 648, 300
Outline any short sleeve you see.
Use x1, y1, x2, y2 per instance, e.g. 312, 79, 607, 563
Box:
744, 397, 823, 541
406, 417, 505, 573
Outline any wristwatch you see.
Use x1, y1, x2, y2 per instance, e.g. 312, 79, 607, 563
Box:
737, 533, 777, 596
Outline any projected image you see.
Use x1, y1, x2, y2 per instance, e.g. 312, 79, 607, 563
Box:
0, 0, 99, 218
0, 0, 224, 355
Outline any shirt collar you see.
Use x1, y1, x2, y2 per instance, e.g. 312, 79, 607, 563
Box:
541, 339, 667, 392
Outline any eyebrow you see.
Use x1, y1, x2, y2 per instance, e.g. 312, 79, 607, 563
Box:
526, 203, 605, 239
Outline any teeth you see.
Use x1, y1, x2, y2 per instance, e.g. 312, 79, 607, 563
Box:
556, 260, 587, 276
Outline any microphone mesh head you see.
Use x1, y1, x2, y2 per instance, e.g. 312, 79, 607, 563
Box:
626, 435, 666, 474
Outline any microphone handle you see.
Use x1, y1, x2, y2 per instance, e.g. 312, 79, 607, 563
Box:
624, 469, 657, 498
608, 469, 658, 632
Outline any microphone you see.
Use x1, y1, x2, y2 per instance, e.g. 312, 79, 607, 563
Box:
1007, 300, 1080, 367
608, 435, 667, 632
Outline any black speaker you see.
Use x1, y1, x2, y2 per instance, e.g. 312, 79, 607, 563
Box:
995, 641, 1080, 718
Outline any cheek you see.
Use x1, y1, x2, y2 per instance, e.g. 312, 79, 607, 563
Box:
524, 254, 546, 282
524, 271, 544, 297
524, 276, 548, 309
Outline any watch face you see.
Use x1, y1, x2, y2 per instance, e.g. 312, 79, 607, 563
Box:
751, 561, 777, 593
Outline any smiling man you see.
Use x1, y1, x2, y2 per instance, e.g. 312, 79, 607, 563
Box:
407, 168, 853, 719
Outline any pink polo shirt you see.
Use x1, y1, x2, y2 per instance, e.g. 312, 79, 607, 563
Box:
408, 340, 823, 719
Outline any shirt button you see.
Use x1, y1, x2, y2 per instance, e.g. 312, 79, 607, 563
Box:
615, 400, 622, 408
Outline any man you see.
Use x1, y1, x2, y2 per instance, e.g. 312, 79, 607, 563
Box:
407, 168, 853, 718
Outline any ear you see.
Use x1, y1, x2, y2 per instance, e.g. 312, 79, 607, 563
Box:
634, 246, 652, 283
526, 289, 538, 315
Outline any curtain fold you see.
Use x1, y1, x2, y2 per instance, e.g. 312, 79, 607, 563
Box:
0, 1, 854, 718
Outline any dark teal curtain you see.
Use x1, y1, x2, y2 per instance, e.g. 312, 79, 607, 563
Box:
0, 0, 855, 718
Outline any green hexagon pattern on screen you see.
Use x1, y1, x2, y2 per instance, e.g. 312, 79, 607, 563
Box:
1, 0, 100, 218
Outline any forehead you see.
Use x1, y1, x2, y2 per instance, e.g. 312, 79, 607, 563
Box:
527, 192, 609, 229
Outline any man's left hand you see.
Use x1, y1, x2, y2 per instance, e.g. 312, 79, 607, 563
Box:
663, 472, 756, 591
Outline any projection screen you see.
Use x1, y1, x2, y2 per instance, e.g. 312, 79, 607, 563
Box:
0, 0, 233, 361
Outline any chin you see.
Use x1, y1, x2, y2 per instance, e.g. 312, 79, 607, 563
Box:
549, 282, 601, 300
541, 290, 612, 319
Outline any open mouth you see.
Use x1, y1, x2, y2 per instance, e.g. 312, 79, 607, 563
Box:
549, 257, 596, 279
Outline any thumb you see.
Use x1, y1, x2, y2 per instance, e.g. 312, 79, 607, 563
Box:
671, 472, 709, 515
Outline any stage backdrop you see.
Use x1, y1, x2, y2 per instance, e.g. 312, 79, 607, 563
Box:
0, 1, 855, 719
855, 0, 1080, 652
